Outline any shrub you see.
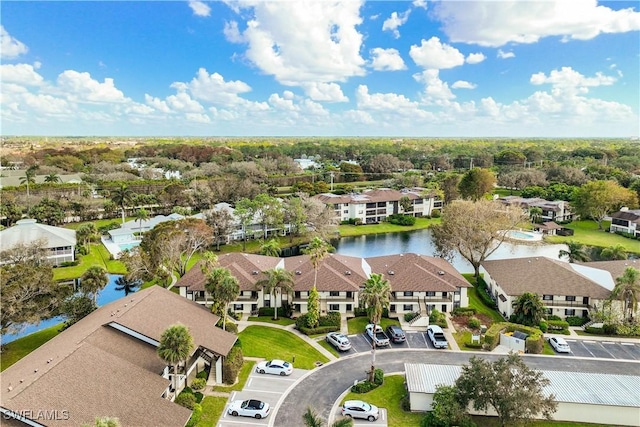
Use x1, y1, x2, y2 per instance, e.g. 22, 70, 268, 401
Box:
190, 378, 206, 391
565, 316, 589, 326
603, 324, 617, 335
354, 307, 368, 317
546, 315, 562, 321
281, 301, 294, 318
538, 320, 548, 333
429, 309, 447, 328
615, 322, 640, 337
475, 277, 497, 309
196, 370, 208, 380
257, 307, 275, 317
387, 214, 416, 226
404, 312, 419, 322
483, 322, 544, 354
185, 403, 202, 427
547, 320, 569, 331
222, 341, 244, 384
400, 394, 411, 412
351, 381, 379, 393
319, 311, 341, 327
175, 392, 197, 409
467, 317, 481, 330
430, 209, 441, 218
223, 322, 238, 334
452, 307, 477, 317
297, 325, 339, 335
227, 308, 242, 321
464, 341, 483, 349
373, 368, 384, 385
585, 325, 604, 334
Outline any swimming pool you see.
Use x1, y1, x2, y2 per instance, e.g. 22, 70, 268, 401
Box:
506, 230, 538, 240
118, 241, 141, 251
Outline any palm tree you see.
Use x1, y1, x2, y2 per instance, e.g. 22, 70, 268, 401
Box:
76, 222, 99, 248
305, 236, 331, 290
255, 268, 294, 320
20, 166, 38, 214
110, 184, 134, 224
600, 245, 627, 261
80, 266, 109, 304
260, 238, 281, 257
204, 266, 240, 331
610, 267, 640, 321
528, 206, 543, 223
114, 275, 141, 296
134, 208, 150, 236
511, 292, 545, 326
558, 241, 590, 263
302, 406, 353, 427
360, 273, 392, 383
157, 323, 194, 393
44, 173, 61, 183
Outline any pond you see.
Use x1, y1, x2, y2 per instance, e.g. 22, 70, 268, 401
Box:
332, 228, 568, 273
2, 274, 127, 344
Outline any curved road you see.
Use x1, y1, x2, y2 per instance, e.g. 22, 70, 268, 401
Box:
272, 349, 640, 426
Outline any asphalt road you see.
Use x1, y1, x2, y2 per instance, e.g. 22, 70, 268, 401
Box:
271, 349, 640, 427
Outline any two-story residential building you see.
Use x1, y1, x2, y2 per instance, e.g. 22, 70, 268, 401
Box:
0, 218, 76, 266
498, 196, 575, 222
609, 208, 640, 237
480, 257, 611, 319
314, 188, 442, 224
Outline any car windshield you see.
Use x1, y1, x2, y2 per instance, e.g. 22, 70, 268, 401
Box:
361, 403, 371, 411
282, 362, 290, 367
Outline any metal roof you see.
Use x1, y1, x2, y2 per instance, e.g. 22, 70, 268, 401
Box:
405, 363, 640, 408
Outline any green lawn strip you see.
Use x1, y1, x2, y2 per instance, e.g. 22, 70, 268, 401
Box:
347, 316, 399, 335
63, 217, 133, 231
247, 316, 295, 326
461, 275, 504, 324
53, 243, 127, 281
541, 341, 556, 355
453, 330, 478, 352
338, 217, 439, 237
238, 326, 329, 370
212, 361, 256, 392
318, 339, 340, 358
545, 220, 640, 254
195, 396, 228, 427
1, 323, 63, 371
342, 375, 423, 426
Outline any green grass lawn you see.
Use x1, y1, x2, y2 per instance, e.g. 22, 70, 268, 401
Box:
347, 316, 400, 335
63, 217, 133, 230
247, 316, 296, 326
342, 375, 424, 426
545, 220, 640, 254
212, 361, 255, 392
195, 396, 228, 427
338, 217, 439, 237
1, 323, 63, 371
318, 339, 340, 357
238, 326, 329, 369
53, 243, 127, 281
462, 275, 504, 324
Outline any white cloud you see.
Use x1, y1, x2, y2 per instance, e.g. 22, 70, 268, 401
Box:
1, 26, 28, 59
1, 63, 44, 86
356, 85, 422, 113
452, 80, 477, 89
56, 70, 128, 103
530, 67, 617, 92
302, 82, 348, 102
188, 0, 211, 17
412, 0, 427, 9
382, 10, 411, 39
144, 94, 172, 113
413, 69, 455, 102
174, 68, 252, 105
497, 49, 515, 59
185, 112, 211, 123
410, 37, 465, 70
369, 48, 406, 71
268, 93, 299, 111
466, 52, 486, 64
227, 1, 366, 85
224, 21, 244, 43
165, 91, 205, 113
432, 0, 640, 47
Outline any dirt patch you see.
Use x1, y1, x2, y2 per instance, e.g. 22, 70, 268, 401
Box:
451, 314, 495, 333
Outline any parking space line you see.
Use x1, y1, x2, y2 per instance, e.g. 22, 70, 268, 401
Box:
231, 391, 236, 400
583, 340, 596, 344
246, 378, 252, 387
602, 341, 615, 345
242, 389, 285, 394
578, 342, 595, 358
421, 333, 429, 347
621, 342, 635, 346
218, 419, 269, 426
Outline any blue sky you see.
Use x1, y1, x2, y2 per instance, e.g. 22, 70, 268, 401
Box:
1, 0, 639, 137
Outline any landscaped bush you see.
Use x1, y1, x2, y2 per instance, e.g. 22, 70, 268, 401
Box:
190, 378, 206, 391
615, 322, 640, 336
475, 277, 497, 309
452, 307, 477, 317
351, 380, 380, 393
196, 370, 208, 380
547, 320, 569, 332
175, 392, 197, 409
297, 325, 339, 335
373, 368, 384, 385
565, 316, 589, 326
404, 312, 419, 322
354, 307, 367, 317
222, 341, 244, 384
430, 209, 441, 218
295, 312, 341, 335
227, 308, 242, 321
467, 317, 481, 330
546, 315, 562, 321
464, 341, 483, 349
585, 325, 604, 334
603, 324, 617, 335
319, 311, 341, 327
400, 394, 411, 412
387, 214, 416, 226
257, 307, 275, 317
185, 403, 202, 427
429, 309, 447, 328
223, 322, 238, 334
538, 320, 548, 333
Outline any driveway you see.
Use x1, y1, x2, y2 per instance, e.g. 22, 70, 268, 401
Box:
553, 339, 640, 360
333, 331, 439, 357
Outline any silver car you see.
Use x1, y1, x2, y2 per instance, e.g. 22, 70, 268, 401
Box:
341, 400, 379, 422
326, 332, 352, 351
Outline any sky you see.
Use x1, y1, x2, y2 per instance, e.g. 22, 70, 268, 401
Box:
1, 0, 639, 138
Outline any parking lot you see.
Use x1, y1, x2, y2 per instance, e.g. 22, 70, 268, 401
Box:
331, 330, 444, 357
332, 407, 388, 426
551, 339, 640, 360
217, 367, 308, 427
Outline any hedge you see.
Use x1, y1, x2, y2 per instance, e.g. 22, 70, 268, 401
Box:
295, 311, 341, 335
452, 307, 477, 317
475, 277, 497, 309
222, 341, 244, 384
387, 214, 416, 226
404, 312, 419, 322
297, 325, 339, 335
565, 316, 589, 326
547, 320, 570, 331
483, 322, 544, 354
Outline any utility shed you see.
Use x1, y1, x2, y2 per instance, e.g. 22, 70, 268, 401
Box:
404, 363, 640, 426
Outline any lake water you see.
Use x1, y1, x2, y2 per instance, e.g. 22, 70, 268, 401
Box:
332, 228, 568, 273
2, 274, 126, 344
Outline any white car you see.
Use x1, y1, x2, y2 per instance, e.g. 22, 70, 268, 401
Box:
549, 336, 571, 353
326, 332, 352, 351
256, 359, 293, 376
227, 399, 270, 419
341, 400, 379, 422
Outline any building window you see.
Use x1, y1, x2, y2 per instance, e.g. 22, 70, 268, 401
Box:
343, 210, 349, 214
343, 203, 349, 207
234, 304, 243, 311
346, 291, 353, 298
264, 300, 271, 307
566, 296, 576, 302
442, 292, 448, 298
546, 308, 553, 315
426, 291, 436, 297
543, 295, 553, 301
565, 309, 575, 316
403, 291, 413, 297
415, 199, 423, 205
329, 304, 340, 311
294, 291, 301, 299
441, 305, 447, 313
329, 291, 340, 297
346, 304, 352, 311
403, 304, 413, 311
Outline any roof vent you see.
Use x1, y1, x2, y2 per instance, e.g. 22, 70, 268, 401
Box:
399, 254, 404, 256
252, 270, 259, 275
438, 271, 445, 276
345, 271, 352, 275
388, 270, 395, 275
295, 270, 302, 275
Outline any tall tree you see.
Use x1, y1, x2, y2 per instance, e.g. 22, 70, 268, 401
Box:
600, 245, 627, 261
572, 180, 638, 230
61, 294, 97, 329
455, 354, 557, 427
511, 292, 545, 326
80, 266, 109, 304
306, 286, 320, 328
134, 208, 149, 235
234, 198, 256, 251
305, 236, 332, 291
255, 268, 294, 320
558, 241, 590, 263
157, 323, 194, 393
260, 238, 281, 257
110, 184, 135, 224
284, 196, 307, 242
205, 208, 235, 251
76, 222, 99, 248
528, 206, 543, 223
458, 168, 496, 201
610, 267, 640, 321
427, 385, 476, 427
31, 198, 65, 226
432, 199, 525, 278
20, 165, 38, 214
253, 193, 284, 240
360, 273, 392, 383
204, 266, 240, 331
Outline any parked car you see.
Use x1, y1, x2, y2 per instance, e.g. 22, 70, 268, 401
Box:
365, 323, 390, 347
427, 325, 448, 349
256, 359, 293, 376
228, 399, 270, 419
386, 325, 406, 343
326, 332, 352, 351
341, 400, 379, 422
549, 336, 571, 353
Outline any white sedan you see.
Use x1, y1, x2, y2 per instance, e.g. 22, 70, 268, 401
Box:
549, 336, 571, 353
256, 359, 293, 376
227, 399, 270, 419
